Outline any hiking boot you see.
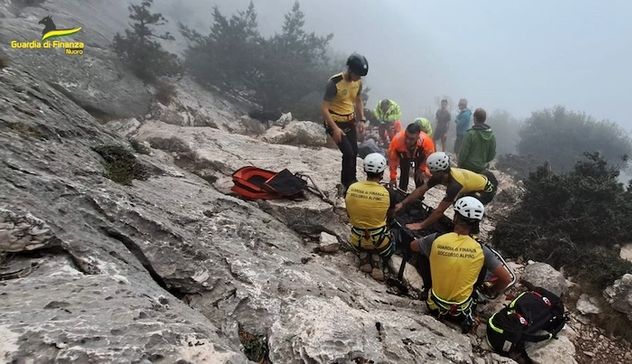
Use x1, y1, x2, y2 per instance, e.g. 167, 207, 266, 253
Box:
336, 183, 346, 198
359, 252, 372, 273
370, 254, 386, 281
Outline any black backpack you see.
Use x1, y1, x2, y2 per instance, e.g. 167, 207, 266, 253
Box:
486, 287, 567, 355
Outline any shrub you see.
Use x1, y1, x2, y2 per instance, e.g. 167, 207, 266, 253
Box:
493, 153, 632, 290
113, 0, 182, 83
93, 145, 149, 185
517, 106, 631, 172
181, 1, 337, 119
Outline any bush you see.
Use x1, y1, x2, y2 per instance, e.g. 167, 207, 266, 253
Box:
517, 106, 632, 172
493, 153, 632, 290
93, 145, 149, 185
181, 1, 337, 119
113, 0, 182, 83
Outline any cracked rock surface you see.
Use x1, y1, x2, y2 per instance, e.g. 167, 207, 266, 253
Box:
1, 60, 484, 363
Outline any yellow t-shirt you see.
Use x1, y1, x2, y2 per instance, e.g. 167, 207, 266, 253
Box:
324, 73, 362, 122
345, 181, 390, 229
429, 232, 484, 303
428, 167, 488, 202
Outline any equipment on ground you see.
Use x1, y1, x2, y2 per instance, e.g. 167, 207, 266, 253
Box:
231, 166, 334, 205
486, 287, 567, 356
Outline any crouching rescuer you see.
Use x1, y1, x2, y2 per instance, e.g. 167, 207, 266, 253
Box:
345, 153, 395, 281
409, 196, 512, 332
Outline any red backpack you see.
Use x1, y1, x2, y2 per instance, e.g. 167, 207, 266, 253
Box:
231, 167, 307, 200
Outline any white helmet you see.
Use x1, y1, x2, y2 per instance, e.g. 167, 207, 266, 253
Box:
427, 152, 450, 173
364, 153, 387, 173
454, 196, 485, 221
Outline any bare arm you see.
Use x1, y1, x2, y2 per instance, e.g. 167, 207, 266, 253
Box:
489, 265, 512, 295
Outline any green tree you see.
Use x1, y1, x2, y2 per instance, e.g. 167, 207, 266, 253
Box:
493, 153, 632, 289
113, 0, 181, 82
181, 1, 262, 91
181, 1, 337, 119
256, 2, 333, 111
517, 106, 632, 172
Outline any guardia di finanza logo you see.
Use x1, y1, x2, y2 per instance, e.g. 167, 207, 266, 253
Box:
10, 15, 84, 56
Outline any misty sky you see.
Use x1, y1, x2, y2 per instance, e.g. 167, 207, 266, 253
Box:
157, 0, 632, 130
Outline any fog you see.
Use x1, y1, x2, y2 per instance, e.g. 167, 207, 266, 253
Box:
151, 0, 632, 130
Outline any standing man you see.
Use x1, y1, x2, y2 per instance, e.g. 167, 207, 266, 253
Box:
375, 98, 403, 147
434, 99, 451, 152
322, 53, 369, 193
454, 98, 472, 154
388, 123, 435, 191
458, 108, 496, 174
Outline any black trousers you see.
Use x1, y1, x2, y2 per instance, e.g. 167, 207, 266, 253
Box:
398, 157, 424, 191
326, 121, 358, 189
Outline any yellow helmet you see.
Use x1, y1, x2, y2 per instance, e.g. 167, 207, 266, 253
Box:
414, 117, 432, 136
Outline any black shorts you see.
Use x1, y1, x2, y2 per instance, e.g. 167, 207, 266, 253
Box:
434, 123, 449, 139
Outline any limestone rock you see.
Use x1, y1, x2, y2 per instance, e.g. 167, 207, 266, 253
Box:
620, 243, 632, 263
388, 255, 425, 289
576, 294, 602, 315
268, 296, 474, 363
135, 120, 351, 238
0, 208, 60, 253
522, 262, 568, 296
272, 112, 293, 127
262, 121, 328, 147
105, 118, 141, 139
319, 232, 340, 253
525, 333, 577, 364
603, 274, 632, 321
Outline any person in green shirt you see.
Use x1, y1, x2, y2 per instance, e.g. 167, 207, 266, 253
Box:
458, 108, 496, 174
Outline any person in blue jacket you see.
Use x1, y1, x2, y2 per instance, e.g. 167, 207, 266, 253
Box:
454, 98, 472, 154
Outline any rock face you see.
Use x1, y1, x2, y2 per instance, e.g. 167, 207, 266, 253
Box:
522, 262, 568, 296
603, 274, 632, 321
147, 77, 257, 133
0, 208, 61, 253
0, 0, 152, 118
268, 297, 473, 363
1, 60, 486, 363
133, 120, 353, 239
0, 65, 246, 362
